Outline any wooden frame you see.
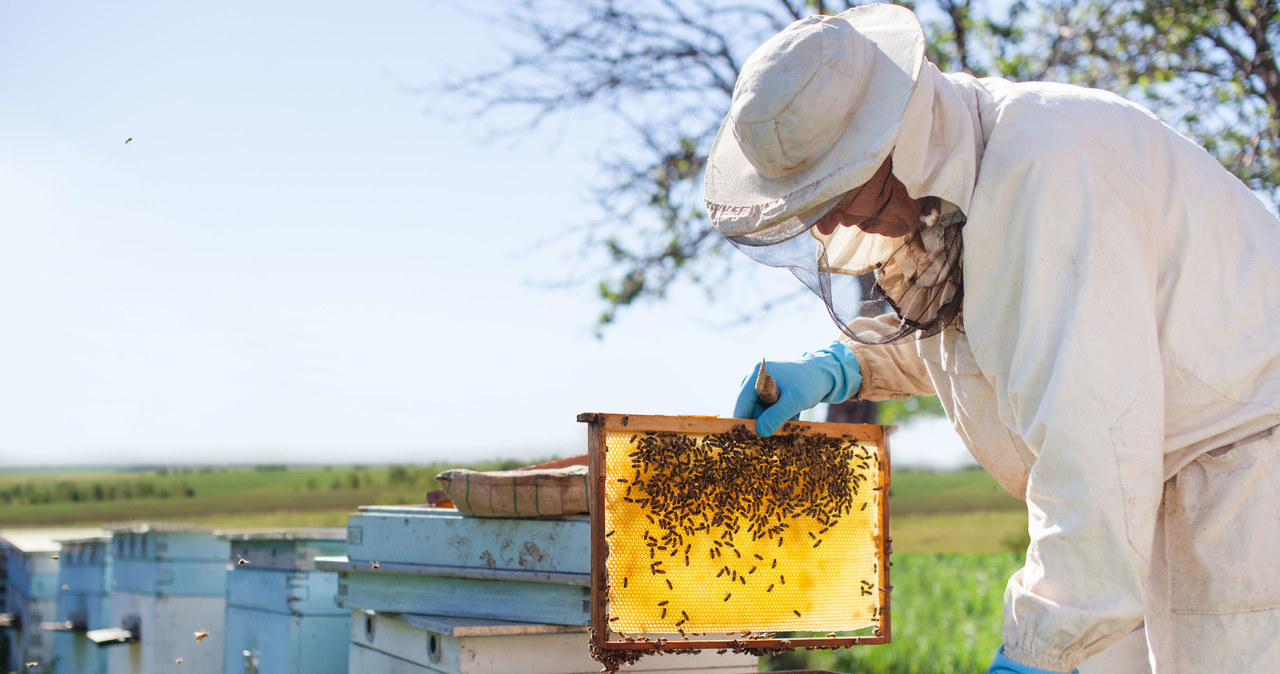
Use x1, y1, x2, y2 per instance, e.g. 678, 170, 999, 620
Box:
578, 413, 891, 656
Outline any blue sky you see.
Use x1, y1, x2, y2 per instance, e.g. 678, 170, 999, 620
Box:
0, 1, 971, 468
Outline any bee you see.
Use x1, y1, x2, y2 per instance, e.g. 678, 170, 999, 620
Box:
236, 555, 250, 566
125, 138, 133, 145
793, 610, 801, 617
61, 585, 69, 591
724, 592, 731, 601
176, 658, 183, 663
50, 554, 59, 560
194, 630, 209, 642
370, 561, 380, 570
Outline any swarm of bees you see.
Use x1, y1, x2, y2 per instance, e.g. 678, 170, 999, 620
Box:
618, 426, 861, 557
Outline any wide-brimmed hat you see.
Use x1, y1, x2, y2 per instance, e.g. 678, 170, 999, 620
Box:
704, 4, 926, 243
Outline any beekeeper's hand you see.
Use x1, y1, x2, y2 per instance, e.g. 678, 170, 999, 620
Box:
988, 647, 1076, 674
733, 342, 862, 437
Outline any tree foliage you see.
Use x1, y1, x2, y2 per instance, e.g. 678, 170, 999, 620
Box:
1011, 0, 1280, 203
432, 0, 1280, 330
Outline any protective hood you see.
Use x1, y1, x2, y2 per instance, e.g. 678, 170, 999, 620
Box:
715, 61, 981, 343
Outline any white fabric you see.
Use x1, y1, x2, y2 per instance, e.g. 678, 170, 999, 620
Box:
704, 4, 924, 238
835, 68, 1280, 672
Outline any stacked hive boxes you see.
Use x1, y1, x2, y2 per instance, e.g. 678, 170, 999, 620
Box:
316, 505, 758, 674
102, 522, 231, 674
53, 533, 114, 673
0, 528, 107, 673
219, 528, 349, 674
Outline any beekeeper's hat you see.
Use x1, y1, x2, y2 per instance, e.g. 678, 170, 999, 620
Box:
704, 4, 926, 248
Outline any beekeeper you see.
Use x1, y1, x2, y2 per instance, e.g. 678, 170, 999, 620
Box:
706, 4, 1280, 674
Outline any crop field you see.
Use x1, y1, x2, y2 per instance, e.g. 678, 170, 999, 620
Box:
0, 460, 532, 527
0, 463, 1029, 673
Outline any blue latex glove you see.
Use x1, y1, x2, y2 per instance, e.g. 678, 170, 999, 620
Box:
733, 342, 862, 437
989, 646, 1077, 674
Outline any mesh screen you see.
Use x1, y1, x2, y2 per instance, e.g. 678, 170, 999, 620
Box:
727, 198, 965, 345
602, 426, 886, 635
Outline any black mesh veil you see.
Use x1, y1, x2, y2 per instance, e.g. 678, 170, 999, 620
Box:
728, 198, 965, 345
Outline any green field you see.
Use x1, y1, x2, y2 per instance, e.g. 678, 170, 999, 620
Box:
0, 462, 1030, 674
0, 460, 531, 527
763, 552, 1024, 673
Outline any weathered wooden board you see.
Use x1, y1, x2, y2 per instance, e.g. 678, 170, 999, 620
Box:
334, 571, 590, 626
223, 606, 350, 674
226, 568, 347, 617
349, 610, 758, 674
346, 507, 589, 574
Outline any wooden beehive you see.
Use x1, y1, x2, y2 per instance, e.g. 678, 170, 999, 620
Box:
578, 413, 891, 669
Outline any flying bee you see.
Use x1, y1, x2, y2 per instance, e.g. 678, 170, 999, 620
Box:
194, 630, 209, 642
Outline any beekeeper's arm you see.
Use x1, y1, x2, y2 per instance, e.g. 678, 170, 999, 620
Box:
733, 313, 935, 436
964, 122, 1165, 673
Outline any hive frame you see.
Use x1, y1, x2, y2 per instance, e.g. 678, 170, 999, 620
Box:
578, 413, 891, 656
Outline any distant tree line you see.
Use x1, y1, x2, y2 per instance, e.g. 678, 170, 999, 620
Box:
0, 479, 197, 506
2, 459, 554, 508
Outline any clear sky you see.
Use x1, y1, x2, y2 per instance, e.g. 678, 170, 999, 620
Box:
0, 1, 972, 469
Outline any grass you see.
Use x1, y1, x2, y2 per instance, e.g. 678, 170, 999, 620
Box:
763, 553, 1024, 673
0, 460, 538, 527
887, 467, 1023, 517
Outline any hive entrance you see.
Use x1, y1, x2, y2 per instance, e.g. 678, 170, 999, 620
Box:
580, 413, 891, 670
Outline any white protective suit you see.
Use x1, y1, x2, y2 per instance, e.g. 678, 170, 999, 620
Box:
843, 64, 1280, 672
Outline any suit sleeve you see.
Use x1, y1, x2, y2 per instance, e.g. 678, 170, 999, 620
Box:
836, 314, 937, 400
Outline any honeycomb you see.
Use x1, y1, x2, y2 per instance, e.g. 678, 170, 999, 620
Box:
602, 425, 886, 636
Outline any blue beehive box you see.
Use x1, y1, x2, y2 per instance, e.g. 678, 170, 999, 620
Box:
219, 528, 348, 674
102, 522, 230, 674
321, 506, 758, 674
317, 506, 591, 626
0, 527, 105, 673
52, 533, 114, 674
